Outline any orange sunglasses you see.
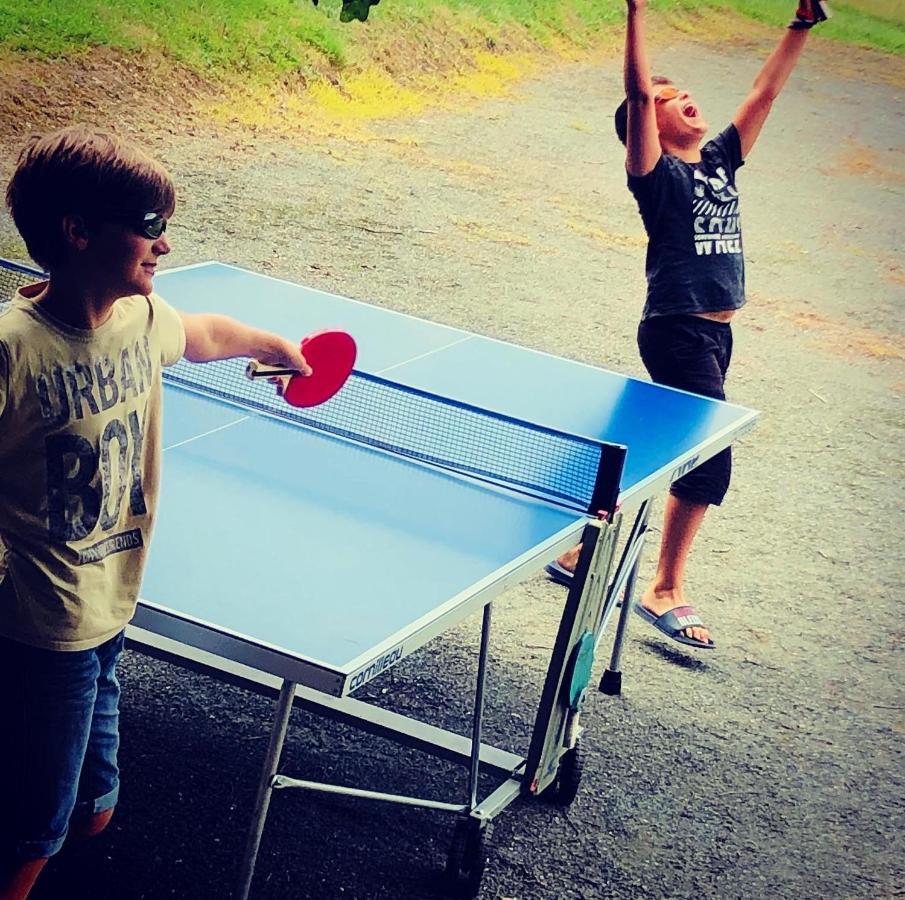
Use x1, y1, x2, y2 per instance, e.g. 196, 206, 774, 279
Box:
654, 86, 680, 104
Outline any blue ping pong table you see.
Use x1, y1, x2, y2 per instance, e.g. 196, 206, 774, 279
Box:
0, 259, 757, 899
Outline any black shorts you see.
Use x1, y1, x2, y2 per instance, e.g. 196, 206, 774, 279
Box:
637, 315, 733, 506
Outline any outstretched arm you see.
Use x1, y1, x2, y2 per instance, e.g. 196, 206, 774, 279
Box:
624, 0, 661, 177
180, 313, 312, 373
733, 3, 829, 158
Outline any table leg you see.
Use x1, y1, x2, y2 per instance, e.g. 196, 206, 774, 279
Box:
235, 679, 297, 900
467, 604, 492, 812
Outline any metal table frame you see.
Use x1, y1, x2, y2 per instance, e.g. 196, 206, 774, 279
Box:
127, 501, 642, 900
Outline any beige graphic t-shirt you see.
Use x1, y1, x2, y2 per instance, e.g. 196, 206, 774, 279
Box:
0, 283, 186, 650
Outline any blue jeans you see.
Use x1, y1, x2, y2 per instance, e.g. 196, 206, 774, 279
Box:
0, 630, 124, 862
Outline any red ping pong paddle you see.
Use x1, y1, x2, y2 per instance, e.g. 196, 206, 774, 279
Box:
245, 330, 357, 408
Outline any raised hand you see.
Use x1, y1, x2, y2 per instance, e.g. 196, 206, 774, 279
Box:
310, 0, 381, 22
789, 0, 831, 30
340, 0, 381, 21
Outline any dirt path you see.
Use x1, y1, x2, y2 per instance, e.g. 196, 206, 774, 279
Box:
4, 33, 903, 900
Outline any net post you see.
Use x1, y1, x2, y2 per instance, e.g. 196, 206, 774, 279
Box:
588, 443, 626, 520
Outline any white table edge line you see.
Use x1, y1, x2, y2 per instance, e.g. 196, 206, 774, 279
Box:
374, 335, 475, 376
162, 415, 250, 452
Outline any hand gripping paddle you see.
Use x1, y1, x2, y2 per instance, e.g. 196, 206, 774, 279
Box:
245, 330, 357, 408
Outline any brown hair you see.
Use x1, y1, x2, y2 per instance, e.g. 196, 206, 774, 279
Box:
614, 75, 674, 146
5, 125, 176, 270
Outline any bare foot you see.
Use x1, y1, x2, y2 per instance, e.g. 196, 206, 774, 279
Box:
640, 585, 712, 645
555, 544, 581, 573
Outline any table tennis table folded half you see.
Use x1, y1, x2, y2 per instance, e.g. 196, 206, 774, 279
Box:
0, 258, 758, 899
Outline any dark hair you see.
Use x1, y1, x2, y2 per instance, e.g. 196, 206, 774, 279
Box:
5, 125, 176, 270
614, 75, 674, 145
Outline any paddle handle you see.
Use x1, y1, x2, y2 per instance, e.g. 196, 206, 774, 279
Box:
245, 360, 302, 380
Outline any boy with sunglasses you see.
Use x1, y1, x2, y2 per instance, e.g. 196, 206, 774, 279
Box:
548, 1, 829, 649
0, 125, 311, 899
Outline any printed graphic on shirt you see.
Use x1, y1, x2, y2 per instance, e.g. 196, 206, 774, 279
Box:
693, 166, 741, 257
37, 337, 152, 556
76, 528, 144, 565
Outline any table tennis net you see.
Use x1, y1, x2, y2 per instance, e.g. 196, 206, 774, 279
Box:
167, 355, 614, 511
0, 259, 43, 302
0, 259, 619, 513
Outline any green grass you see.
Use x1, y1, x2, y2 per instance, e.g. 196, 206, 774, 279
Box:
681, 0, 905, 54
0, 0, 347, 68
0, 0, 901, 80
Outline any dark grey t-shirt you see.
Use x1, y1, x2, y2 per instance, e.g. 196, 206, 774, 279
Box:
628, 124, 746, 320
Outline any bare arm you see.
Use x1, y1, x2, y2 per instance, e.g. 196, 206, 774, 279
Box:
180, 313, 312, 373
624, 0, 661, 177
732, 25, 810, 159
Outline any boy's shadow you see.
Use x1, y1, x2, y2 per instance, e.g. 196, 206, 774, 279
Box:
640, 637, 710, 671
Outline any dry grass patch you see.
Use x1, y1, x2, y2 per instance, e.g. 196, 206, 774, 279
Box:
823, 139, 905, 184
759, 298, 905, 362
565, 218, 646, 251
454, 220, 533, 246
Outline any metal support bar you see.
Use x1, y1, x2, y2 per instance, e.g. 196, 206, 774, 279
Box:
272, 775, 468, 813
593, 527, 646, 651
235, 680, 296, 900
127, 630, 524, 777
600, 500, 652, 695
609, 537, 646, 611
471, 773, 525, 822
468, 604, 493, 812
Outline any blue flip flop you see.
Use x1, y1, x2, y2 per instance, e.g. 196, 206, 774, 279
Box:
544, 560, 574, 587
634, 603, 715, 649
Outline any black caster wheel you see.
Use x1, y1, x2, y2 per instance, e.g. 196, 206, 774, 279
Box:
599, 668, 622, 696
445, 817, 486, 898
546, 739, 584, 806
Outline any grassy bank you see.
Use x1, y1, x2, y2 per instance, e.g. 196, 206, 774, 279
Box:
0, 0, 901, 145
0, 0, 902, 82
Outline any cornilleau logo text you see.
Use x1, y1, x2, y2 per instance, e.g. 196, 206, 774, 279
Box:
349, 645, 404, 691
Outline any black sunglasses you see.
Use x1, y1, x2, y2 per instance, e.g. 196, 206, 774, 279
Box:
104, 210, 168, 240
